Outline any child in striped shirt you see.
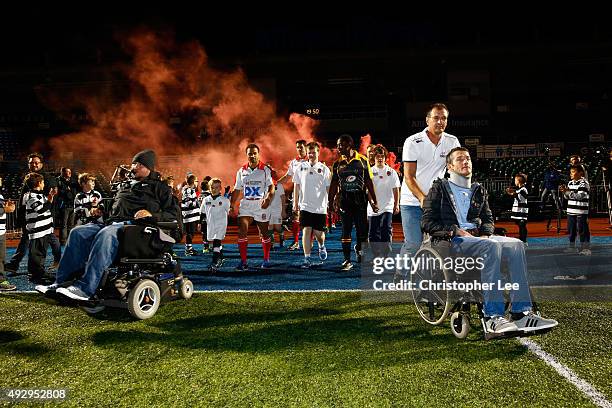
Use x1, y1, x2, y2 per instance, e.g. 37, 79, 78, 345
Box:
74, 173, 104, 225
507, 172, 529, 243
560, 164, 591, 255
181, 174, 200, 256
24, 173, 56, 283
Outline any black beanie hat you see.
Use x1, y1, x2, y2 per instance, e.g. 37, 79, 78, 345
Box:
132, 149, 156, 171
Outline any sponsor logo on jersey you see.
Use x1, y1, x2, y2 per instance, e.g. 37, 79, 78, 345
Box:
346, 175, 357, 182
244, 186, 262, 197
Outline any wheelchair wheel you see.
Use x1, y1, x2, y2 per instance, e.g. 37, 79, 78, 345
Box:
411, 247, 453, 325
450, 312, 470, 339
128, 279, 161, 319
179, 279, 194, 300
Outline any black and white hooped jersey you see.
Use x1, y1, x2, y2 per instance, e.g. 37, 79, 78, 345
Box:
566, 178, 590, 215
181, 186, 200, 224
25, 191, 54, 239
74, 190, 104, 224
0, 194, 7, 236
511, 186, 529, 221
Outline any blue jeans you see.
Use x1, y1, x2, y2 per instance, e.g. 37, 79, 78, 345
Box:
400, 205, 422, 253
55, 223, 122, 296
369, 212, 393, 243
369, 212, 393, 257
451, 235, 532, 317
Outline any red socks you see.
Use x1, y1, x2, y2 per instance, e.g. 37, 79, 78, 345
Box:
292, 220, 300, 242
261, 237, 271, 261
238, 238, 248, 263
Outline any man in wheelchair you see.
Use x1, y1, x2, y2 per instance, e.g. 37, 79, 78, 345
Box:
421, 147, 558, 335
35, 149, 180, 302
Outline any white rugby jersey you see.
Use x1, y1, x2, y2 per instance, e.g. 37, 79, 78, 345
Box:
269, 183, 285, 215
234, 162, 273, 207
400, 129, 460, 206
294, 160, 331, 215
201, 194, 230, 240
286, 156, 307, 182
510, 186, 529, 221
25, 191, 54, 240
566, 178, 590, 215
180, 185, 200, 224
368, 164, 401, 217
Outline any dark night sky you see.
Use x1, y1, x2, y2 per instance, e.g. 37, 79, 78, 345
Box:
3, 8, 611, 67
1, 8, 611, 145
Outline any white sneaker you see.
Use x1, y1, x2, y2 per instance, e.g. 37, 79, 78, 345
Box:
579, 249, 591, 256
301, 257, 312, 269
319, 246, 328, 261
485, 316, 519, 334
56, 285, 90, 301
35, 283, 60, 295
513, 312, 558, 332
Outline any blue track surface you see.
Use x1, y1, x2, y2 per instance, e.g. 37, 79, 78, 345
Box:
4, 228, 611, 292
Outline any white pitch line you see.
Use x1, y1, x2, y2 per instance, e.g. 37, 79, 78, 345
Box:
519, 338, 611, 408
194, 289, 362, 293
5, 285, 612, 295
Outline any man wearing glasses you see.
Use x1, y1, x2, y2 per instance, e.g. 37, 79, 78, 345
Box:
400, 103, 461, 255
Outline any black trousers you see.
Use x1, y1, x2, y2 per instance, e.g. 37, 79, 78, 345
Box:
340, 198, 368, 261
514, 220, 528, 243
28, 235, 50, 279
59, 206, 75, 244
184, 222, 196, 245
7, 227, 61, 269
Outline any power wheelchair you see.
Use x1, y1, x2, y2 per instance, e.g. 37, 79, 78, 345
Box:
410, 231, 549, 340
58, 221, 193, 320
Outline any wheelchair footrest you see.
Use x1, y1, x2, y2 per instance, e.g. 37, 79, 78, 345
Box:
120, 258, 166, 264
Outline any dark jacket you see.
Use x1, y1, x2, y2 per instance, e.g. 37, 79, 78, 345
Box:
108, 171, 178, 223
543, 168, 561, 190
421, 178, 495, 239
56, 175, 79, 209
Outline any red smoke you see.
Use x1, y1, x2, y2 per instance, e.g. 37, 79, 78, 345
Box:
38, 28, 329, 187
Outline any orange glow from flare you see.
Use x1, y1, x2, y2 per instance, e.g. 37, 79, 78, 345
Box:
39, 28, 327, 187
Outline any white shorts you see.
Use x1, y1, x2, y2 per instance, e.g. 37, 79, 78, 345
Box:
269, 213, 283, 225
239, 201, 271, 223
207, 226, 227, 241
